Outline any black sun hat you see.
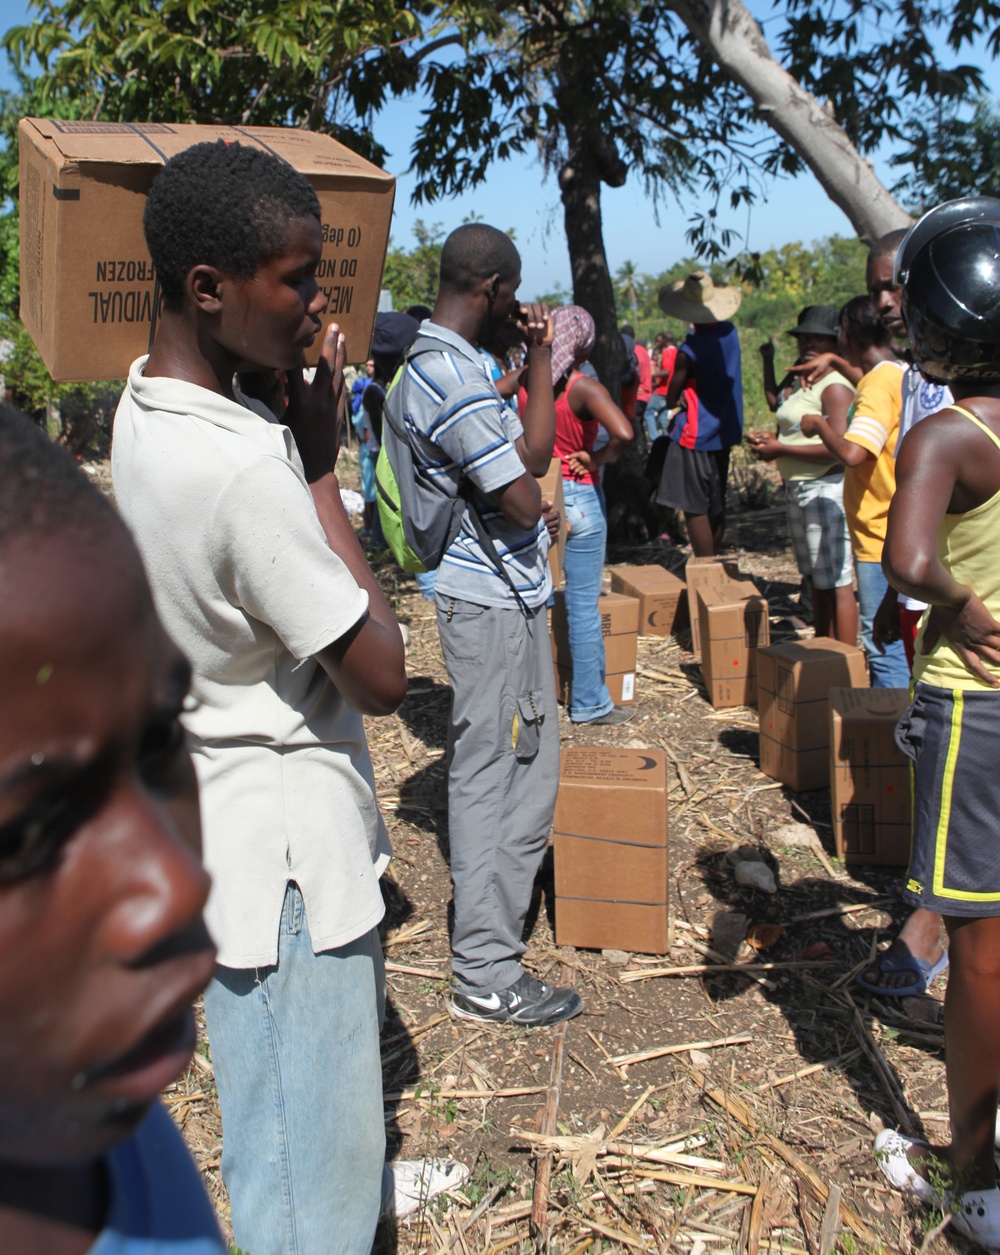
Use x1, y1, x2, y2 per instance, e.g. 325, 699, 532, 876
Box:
786, 306, 840, 339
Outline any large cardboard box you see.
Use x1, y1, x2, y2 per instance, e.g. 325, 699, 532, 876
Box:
19, 118, 395, 381
758, 638, 868, 791
552, 590, 639, 707
698, 580, 770, 709
685, 555, 741, 656
829, 688, 911, 865
553, 746, 669, 953
537, 459, 567, 589
609, 564, 688, 637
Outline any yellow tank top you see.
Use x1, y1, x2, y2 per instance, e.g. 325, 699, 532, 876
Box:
914, 406, 1000, 691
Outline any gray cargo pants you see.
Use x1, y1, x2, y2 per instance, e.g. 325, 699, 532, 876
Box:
435, 595, 560, 993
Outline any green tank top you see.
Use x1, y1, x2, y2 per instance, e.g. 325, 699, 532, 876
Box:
914, 405, 1000, 691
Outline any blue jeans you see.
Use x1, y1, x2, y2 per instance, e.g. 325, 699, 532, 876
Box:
203, 884, 386, 1255
855, 558, 910, 688
562, 480, 614, 721
644, 394, 670, 444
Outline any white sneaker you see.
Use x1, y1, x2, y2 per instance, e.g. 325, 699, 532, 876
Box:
873, 1129, 940, 1205
391, 1157, 470, 1219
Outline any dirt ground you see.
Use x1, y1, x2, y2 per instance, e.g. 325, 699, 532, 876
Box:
121, 444, 973, 1255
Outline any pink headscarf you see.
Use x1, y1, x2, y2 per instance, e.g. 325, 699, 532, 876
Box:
550, 305, 596, 388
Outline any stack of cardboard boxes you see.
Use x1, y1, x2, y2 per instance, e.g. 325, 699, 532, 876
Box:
537, 459, 567, 589
757, 638, 868, 791
551, 590, 639, 709
684, 557, 770, 709
609, 565, 687, 638
552, 746, 670, 953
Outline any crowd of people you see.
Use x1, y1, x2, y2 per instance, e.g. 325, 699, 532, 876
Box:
1, 131, 1000, 1254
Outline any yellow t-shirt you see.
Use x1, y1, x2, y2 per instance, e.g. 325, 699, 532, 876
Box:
842, 360, 906, 561
775, 369, 854, 482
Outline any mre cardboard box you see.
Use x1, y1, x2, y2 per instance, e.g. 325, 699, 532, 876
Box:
829, 688, 911, 865
19, 118, 395, 381
537, 459, 567, 589
552, 590, 639, 707
698, 580, 770, 709
685, 555, 741, 656
609, 564, 688, 638
758, 638, 868, 791
553, 746, 669, 953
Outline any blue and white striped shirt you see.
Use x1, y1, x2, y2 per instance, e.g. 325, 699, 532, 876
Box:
399, 322, 551, 609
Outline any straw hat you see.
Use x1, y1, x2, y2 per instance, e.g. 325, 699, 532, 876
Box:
658, 271, 742, 324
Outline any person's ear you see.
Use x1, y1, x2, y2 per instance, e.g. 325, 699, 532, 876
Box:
187, 264, 225, 314
484, 273, 501, 302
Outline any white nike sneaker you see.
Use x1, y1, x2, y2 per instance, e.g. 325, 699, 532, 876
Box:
391, 1158, 470, 1219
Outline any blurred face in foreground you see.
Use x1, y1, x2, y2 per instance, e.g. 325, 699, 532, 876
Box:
0, 522, 214, 1171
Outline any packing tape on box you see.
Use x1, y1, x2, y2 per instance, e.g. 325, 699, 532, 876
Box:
557, 894, 670, 906
555, 829, 667, 850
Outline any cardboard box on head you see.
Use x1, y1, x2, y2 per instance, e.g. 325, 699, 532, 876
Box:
537, 459, 567, 589
684, 555, 741, 656
18, 119, 395, 382
553, 746, 670, 953
698, 580, 770, 709
609, 564, 688, 638
551, 590, 639, 708
829, 687, 911, 865
757, 638, 869, 791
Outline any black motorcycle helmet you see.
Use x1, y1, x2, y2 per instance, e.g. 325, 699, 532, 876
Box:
895, 196, 1000, 385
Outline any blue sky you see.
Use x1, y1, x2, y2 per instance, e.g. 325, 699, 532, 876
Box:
2, 0, 997, 298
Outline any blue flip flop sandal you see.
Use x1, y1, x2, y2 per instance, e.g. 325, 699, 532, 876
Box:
856, 948, 949, 998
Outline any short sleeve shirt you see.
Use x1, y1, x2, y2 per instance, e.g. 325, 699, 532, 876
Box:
670, 322, 744, 451
112, 361, 390, 968
398, 323, 551, 609
895, 368, 954, 610
775, 370, 854, 482
91, 1103, 225, 1253
842, 359, 906, 561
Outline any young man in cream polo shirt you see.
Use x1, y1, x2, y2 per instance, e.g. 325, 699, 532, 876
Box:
111, 142, 410, 1255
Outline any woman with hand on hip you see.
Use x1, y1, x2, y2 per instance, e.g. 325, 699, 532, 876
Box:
529, 305, 634, 724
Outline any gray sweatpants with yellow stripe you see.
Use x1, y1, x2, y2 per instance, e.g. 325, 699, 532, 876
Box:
435, 595, 560, 993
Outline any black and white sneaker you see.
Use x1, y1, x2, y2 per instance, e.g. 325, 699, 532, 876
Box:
451, 972, 583, 1027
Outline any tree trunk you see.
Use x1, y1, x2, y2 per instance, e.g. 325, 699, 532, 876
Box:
667, 0, 912, 242
557, 96, 628, 392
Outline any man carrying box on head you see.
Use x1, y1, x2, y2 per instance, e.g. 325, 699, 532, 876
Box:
111, 140, 449, 1255
392, 223, 582, 1027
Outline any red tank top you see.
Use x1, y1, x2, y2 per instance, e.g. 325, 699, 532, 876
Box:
554, 374, 599, 485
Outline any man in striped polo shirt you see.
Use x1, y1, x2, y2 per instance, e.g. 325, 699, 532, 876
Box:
396, 224, 582, 1027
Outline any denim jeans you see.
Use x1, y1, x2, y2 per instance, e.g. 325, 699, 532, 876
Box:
203, 884, 386, 1255
644, 394, 670, 444
562, 480, 614, 721
855, 558, 911, 688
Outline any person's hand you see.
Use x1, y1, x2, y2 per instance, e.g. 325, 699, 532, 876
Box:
872, 587, 901, 652
283, 324, 346, 481
517, 302, 553, 350
799, 412, 823, 438
788, 353, 835, 387
566, 449, 593, 477
541, 498, 561, 540
759, 339, 775, 360
921, 591, 1000, 687
746, 432, 780, 461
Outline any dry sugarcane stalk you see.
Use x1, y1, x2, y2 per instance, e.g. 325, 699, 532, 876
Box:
818, 1183, 842, 1255
756, 1047, 863, 1092
689, 1066, 882, 1246
619, 961, 826, 982
844, 991, 915, 1135
530, 980, 570, 1245
609, 1032, 751, 1067
384, 962, 446, 979
386, 1083, 546, 1102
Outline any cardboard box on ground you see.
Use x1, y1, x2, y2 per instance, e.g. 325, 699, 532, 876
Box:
18, 119, 395, 383
553, 747, 670, 954
608, 564, 688, 638
537, 459, 567, 589
698, 580, 770, 710
551, 590, 639, 708
757, 638, 869, 791
685, 554, 740, 657
829, 688, 912, 866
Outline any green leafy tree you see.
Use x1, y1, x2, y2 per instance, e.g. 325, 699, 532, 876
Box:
381, 220, 445, 312
891, 95, 1000, 211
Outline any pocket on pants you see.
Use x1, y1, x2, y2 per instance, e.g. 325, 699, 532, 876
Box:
512, 691, 544, 761
439, 599, 487, 662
